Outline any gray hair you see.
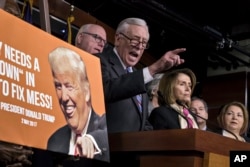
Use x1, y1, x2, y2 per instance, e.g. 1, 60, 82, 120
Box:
146, 74, 163, 99
116, 18, 150, 39
75, 24, 93, 45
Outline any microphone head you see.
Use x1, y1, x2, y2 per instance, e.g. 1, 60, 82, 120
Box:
176, 100, 182, 106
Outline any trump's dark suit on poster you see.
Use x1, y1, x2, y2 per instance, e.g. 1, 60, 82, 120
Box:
47, 110, 109, 162
97, 48, 152, 133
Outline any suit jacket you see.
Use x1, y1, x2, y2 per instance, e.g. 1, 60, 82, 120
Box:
47, 110, 109, 162
97, 48, 153, 133
149, 105, 198, 130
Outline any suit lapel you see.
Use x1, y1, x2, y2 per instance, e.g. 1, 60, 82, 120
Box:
108, 49, 146, 118
108, 50, 126, 76
87, 110, 99, 132
62, 126, 71, 153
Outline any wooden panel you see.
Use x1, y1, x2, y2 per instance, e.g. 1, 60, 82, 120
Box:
140, 155, 203, 167
201, 72, 247, 123
108, 129, 250, 167
202, 72, 246, 107
203, 152, 229, 167
0, 0, 6, 8
109, 129, 250, 156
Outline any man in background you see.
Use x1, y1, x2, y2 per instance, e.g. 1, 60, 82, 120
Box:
75, 24, 107, 54
146, 74, 163, 116
190, 96, 209, 131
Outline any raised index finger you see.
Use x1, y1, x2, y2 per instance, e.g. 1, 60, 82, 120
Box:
171, 48, 186, 55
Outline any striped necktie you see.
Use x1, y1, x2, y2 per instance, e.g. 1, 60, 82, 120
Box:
136, 94, 142, 112
126, 67, 143, 113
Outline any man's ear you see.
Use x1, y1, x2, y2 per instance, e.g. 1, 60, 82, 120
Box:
114, 34, 120, 46
85, 87, 90, 102
76, 34, 81, 45
152, 88, 157, 96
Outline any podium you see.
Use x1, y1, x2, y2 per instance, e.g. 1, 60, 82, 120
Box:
108, 129, 250, 167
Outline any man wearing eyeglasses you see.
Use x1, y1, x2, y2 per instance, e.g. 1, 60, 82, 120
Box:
75, 24, 107, 54
96, 17, 186, 133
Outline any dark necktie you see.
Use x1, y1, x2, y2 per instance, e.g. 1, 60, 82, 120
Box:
126, 67, 143, 113
183, 108, 193, 128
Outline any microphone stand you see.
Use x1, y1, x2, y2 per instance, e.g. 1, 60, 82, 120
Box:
176, 100, 239, 141
157, 91, 190, 127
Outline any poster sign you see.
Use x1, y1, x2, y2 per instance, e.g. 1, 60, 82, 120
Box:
0, 9, 108, 162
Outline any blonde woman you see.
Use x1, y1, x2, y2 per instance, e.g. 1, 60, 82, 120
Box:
217, 101, 250, 142
149, 68, 199, 130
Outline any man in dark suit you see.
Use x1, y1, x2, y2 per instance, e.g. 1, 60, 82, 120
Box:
47, 47, 109, 162
97, 18, 186, 133
190, 96, 210, 131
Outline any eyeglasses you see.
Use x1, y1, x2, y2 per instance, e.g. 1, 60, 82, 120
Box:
119, 33, 149, 49
81, 32, 107, 45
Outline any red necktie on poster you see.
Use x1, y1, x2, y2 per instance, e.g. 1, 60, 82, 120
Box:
183, 108, 193, 128
126, 67, 142, 113
74, 134, 82, 156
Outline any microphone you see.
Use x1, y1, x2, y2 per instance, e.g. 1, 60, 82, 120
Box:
176, 100, 208, 122
157, 91, 239, 140
176, 100, 239, 141
157, 91, 191, 126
